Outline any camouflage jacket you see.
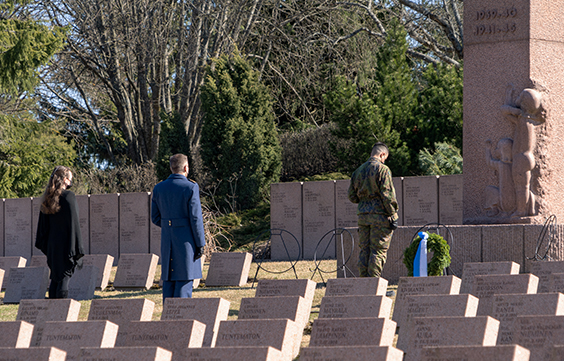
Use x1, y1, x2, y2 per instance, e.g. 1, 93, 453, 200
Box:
348, 157, 399, 220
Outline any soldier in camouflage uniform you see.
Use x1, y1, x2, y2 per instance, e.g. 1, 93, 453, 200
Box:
348, 143, 399, 277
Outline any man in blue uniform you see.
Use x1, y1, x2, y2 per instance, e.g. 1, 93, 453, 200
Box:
151, 154, 206, 300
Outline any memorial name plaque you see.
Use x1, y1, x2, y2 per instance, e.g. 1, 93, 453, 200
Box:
0, 347, 67, 361
88, 298, 155, 328
39, 320, 118, 361
0, 321, 34, 348
552, 345, 564, 361
161, 297, 230, 347
530, 261, 564, 293
270, 182, 302, 261
397, 294, 479, 351
300, 346, 404, 361
29, 255, 48, 268
421, 345, 530, 361
549, 273, 564, 293
0, 256, 26, 290
239, 296, 311, 331
325, 277, 388, 297
461, 261, 520, 294
119, 192, 150, 254
255, 279, 316, 302
76, 195, 90, 254
402, 176, 439, 226
302, 181, 336, 259
178, 346, 283, 361
393, 275, 461, 327
90, 194, 119, 264
513, 315, 564, 361
3, 266, 50, 304
117, 320, 205, 352
438, 174, 464, 225
113, 253, 159, 290
81, 254, 114, 290
205, 252, 252, 287
4, 197, 32, 259
335, 179, 358, 229
404, 316, 499, 361
309, 317, 396, 347
491, 293, 564, 345
68, 265, 98, 300
318, 295, 392, 319
78, 346, 172, 361
471, 274, 539, 316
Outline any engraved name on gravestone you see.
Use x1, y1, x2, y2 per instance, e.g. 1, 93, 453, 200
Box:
309, 318, 396, 347
393, 276, 462, 328
319, 295, 392, 319
0, 347, 67, 361
17, 299, 81, 347
75, 195, 90, 254
300, 346, 404, 361
0, 256, 26, 290
3, 267, 50, 304
402, 176, 439, 226
530, 261, 564, 293
421, 345, 530, 361
0, 321, 34, 348
89, 194, 119, 264
81, 254, 113, 290
403, 316, 499, 361
78, 346, 172, 361
513, 315, 564, 361
397, 294, 479, 351
205, 252, 252, 287
239, 296, 311, 332
116, 320, 206, 352
113, 253, 158, 290
4, 198, 32, 259
161, 297, 230, 347
472, 274, 539, 316
255, 279, 316, 302
439, 174, 464, 225
68, 265, 98, 300
461, 261, 520, 294
325, 277, 388, 297
88, 299, 154, 329
119, 192, 150, 254
270, 182, 302, 261
491, 293, 564, 345
549, 273, 564, 293
179, 346, 283, 361
335, 179, 358, 229
302, 181, 336, 259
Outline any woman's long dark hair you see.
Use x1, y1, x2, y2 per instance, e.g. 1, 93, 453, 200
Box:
41, 166, 72, 214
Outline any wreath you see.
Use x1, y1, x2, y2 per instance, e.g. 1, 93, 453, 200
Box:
403, 233, 451, 276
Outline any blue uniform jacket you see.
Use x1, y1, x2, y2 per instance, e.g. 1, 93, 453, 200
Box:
151, 173, 206, 281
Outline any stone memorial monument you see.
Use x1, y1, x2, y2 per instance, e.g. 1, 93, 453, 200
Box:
238, 295, 311, 331
530, 260, 564, 292
0, 256, 26, 290
270, 182, 303, 261
88, 298, 155, 328
4, 197, 32, 259
0, 347, 67, 361
302, 180, 336, 259
335, 179, 358, 229
421, 345, 530, 361
0, 321, 34, 348
113, 253, 158, 290
309, 317, 396, 347
513, 315, 564, 361
255, 278, 316, 302
179, 346, 283, 361
402, 176, 439, 226
471, 273, 539, 316
3, 266, 50, 304
76, 194, 90, 254
68, 265, 98, 300
78, 347, 172, 361
116, 320, 206, 352
90, 193, 119, 263
119, 192, 150, 254
205, 252, 252, 287
81, 254, 114, 290
438, 174, 464, 225
460, 261, 520, 294
300, 346, 404, 361
325, 277, 388, 297
318, 295, 393, 319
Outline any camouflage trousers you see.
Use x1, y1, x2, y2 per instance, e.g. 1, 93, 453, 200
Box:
358, 214, 394, 278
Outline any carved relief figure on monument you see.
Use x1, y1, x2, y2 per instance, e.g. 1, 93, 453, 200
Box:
500, 84, 546, 217
484, 138, 516, 216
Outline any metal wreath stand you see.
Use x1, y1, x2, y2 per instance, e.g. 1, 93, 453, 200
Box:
527, 214, 558, 262
310, 228, 355, 284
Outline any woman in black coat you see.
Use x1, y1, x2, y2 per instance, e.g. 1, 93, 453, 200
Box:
35, 166, 84, 299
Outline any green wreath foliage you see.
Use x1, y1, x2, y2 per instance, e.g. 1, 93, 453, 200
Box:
403, 233, 451, 276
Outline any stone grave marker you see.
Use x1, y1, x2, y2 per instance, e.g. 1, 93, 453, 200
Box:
335, 179, 358, 229
461, 261, 520, 294
300, 346, 404, 361
402, 176, 439, 226
421, 345, 530, 361
392, 275, 461, 328
0, 321, 34, 348
113, 253, 158, 290
491, 293, 564, 345
397, 294, 479, 351
68, 265, 98, 300
238, 295, 311, 332
0, 347, 67, 361
471, 274, 539, 316
549, 273, 564, 293
215, 319, 300, 361
178, 346, 283, 361
81, 254, 114, 290
335, 227, 359, 278
76, 194, 90, 254
29, 255, 48, 268
0, 256, 26, 290
205, 252, 252, 287
90, 194, 119, 264
78, 346, 172, 361
325, 277, 388, 296
3, 266, 50, 304
161, 297, 230, 347
309, 317, 396, 347
17, 298, 81, 346
530, 261, 564, 293
393, 177, 403, 226
403, 316, 499, 361
270, 182, 303, 261
116, 320, 205, 355
438, 174, 464, 225
4, 197, 32, 259
552, 346, 564, 361
119, 192, 150, 254
513, 315, 564, 361
318, 295, 392, 319
255, 278, 316, 302
302, 180, 336, 259
39, 320, 118, 361
88, 298, 154, 329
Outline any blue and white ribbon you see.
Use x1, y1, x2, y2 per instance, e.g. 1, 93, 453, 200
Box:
413, 231, 429, 277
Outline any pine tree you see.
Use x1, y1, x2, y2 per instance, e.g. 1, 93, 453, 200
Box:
200, 52, 282, 211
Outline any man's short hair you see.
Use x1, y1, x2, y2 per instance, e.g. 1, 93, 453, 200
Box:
371, 142, 389, 157
170, 153, 189, 173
